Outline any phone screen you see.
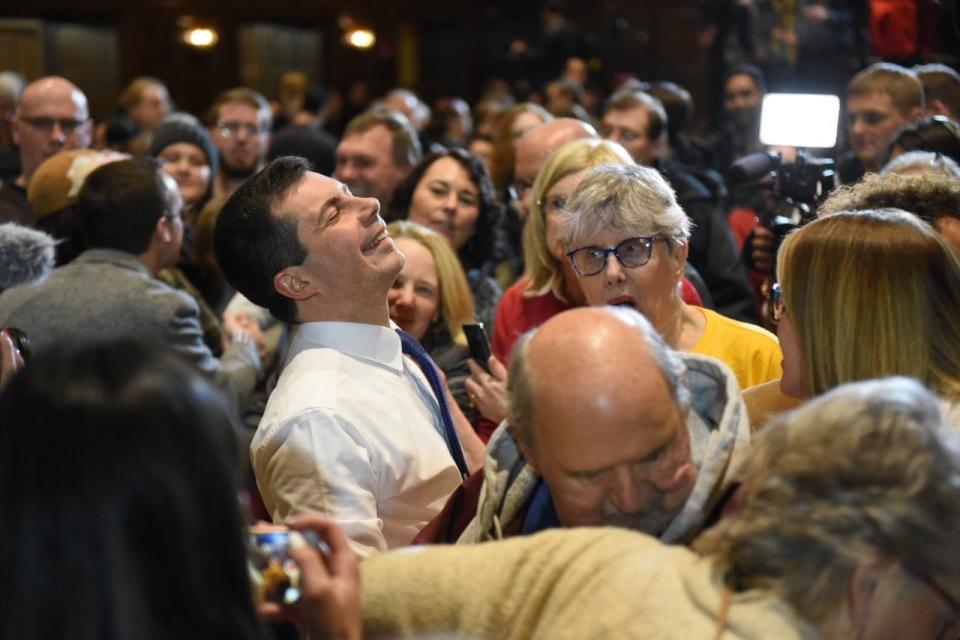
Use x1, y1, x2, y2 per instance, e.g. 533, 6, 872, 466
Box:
463, 323, 492, 372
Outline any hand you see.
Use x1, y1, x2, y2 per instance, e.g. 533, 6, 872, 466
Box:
0, 330, 24, 390
223, 312, 267, 360
747, 226, 775, 274
464, 355, 508, 424
258, 515, 361, 640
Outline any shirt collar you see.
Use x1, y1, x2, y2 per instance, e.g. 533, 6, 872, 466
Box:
289, 321, 404, 374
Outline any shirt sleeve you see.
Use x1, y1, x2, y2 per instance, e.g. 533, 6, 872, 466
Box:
253, 409, 387, 558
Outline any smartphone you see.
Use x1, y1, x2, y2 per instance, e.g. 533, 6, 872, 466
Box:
247, 525, 328, 605
463, 322, 492, 372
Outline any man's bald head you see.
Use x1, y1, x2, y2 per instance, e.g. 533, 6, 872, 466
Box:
514, 118, 597, 219
509, 306, 686, 446
12, 76, 91, 187
507, 306, 695, 531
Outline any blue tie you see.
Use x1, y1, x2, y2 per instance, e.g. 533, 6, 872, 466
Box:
396, 329, 469, 478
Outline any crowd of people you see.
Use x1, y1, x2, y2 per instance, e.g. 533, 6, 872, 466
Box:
1, 33, 960, 638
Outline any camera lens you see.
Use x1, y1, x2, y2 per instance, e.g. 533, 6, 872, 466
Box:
4, 327, 30, 362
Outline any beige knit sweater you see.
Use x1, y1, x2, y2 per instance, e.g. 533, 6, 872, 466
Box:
362, 528, 820, 639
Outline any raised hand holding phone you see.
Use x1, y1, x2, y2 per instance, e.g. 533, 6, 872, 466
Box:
464, 324, 509, 425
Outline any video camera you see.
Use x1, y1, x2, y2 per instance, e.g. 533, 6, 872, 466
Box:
728, 93, 840, 274
728, 149, 835, 214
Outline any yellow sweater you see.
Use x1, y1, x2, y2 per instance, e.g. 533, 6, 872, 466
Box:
362, 528, 819, 639
692, 308, 783, 390
743, 379, 804, 432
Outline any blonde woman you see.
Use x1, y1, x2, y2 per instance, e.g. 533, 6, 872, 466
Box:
387, 220, 478, 423
744, 208, 960, 430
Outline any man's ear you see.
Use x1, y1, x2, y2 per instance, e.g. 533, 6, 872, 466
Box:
909, 105, 926, 122
273, 267, 315, 301
155, 216, 173, 243
9, 115, 20, 147
510, 422, 541, 473
655, 133, 668, 159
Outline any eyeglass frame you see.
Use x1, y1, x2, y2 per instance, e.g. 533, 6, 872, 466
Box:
565, 235, 669, 277
215, 120, 267, 138
17, 115, 89, 135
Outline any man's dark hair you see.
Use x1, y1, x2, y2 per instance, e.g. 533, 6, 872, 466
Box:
605, 89, 667, 141
724, 64, 767, 94
213, 156, 309, 324
77, 158, 176, 254
888, 114, 960, 165
0, 340, 261, 640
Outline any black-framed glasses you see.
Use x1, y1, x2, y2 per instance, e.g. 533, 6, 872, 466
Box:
19, 115, 86, 135
566, 236, 664, 277
770, 282, 786, 322
216, 120, 264, 138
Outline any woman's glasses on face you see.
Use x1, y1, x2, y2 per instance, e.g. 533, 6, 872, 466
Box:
566, 236, 664, 277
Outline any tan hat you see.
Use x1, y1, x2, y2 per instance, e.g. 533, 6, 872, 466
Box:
28, 149, 128, 219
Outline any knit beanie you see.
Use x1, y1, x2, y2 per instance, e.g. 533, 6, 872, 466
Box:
147, 117, 219, 184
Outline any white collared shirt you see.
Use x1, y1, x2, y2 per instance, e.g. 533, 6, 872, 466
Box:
251, 321, 462, 556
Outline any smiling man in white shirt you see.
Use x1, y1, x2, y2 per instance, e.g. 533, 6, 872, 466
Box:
214, 156, 484, 556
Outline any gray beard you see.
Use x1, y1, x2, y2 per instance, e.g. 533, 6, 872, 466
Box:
600, 493, 677, 537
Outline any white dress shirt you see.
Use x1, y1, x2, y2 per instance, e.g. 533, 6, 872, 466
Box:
251, 321, 462, 557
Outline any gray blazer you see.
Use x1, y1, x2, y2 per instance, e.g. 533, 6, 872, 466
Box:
0, 248, 259, 397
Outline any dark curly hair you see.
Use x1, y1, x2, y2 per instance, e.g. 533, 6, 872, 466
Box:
387, 147, 507, 274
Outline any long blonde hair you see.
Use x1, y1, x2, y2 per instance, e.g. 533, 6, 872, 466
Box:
778, 208, 960, 398
387, 220, 475, 346
523, 139, 633, 297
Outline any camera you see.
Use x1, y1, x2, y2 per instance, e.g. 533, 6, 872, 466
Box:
728, 93, 840, 273
728, 150, 836, 212
2, 327, 30, 362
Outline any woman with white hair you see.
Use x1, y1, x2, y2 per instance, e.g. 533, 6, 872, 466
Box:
558, 163, 782, 390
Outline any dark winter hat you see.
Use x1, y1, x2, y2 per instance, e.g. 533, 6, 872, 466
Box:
147, 117, 219, 181
147, 116, 219, 208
